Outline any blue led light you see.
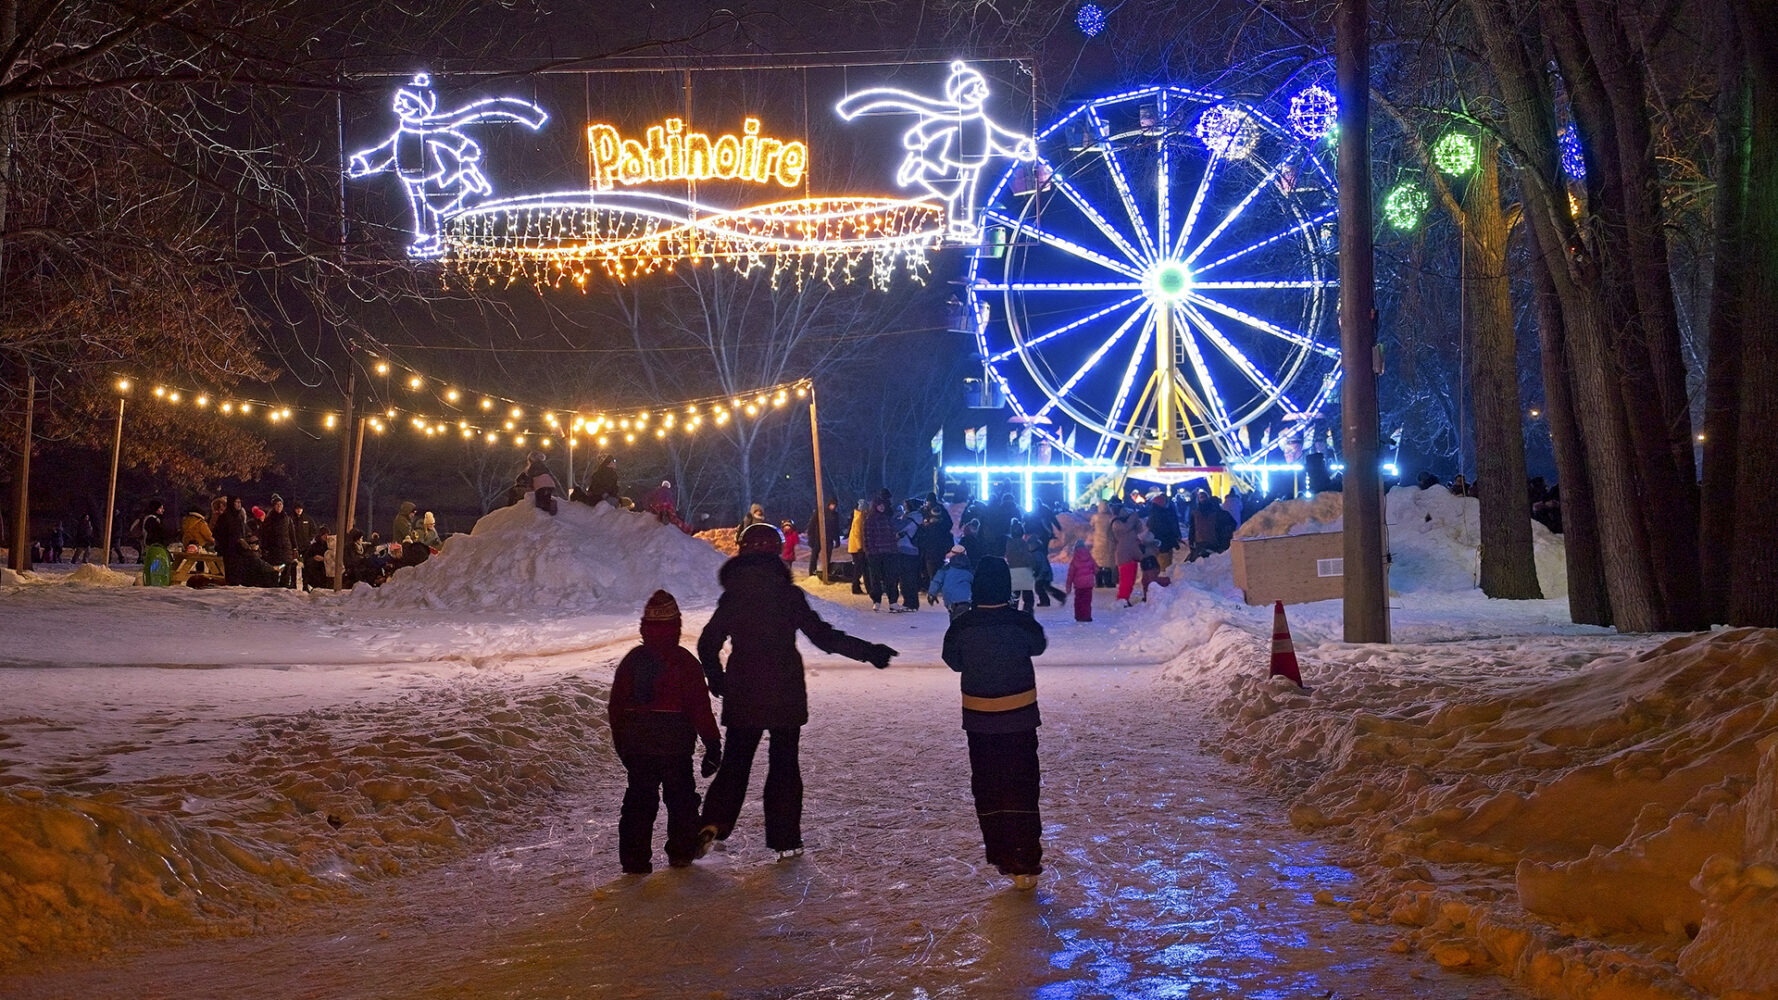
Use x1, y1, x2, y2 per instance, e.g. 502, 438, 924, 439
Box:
1076, 3, 1106, 36
1559, 124, 1586, 179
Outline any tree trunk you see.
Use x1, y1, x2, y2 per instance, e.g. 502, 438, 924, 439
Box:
1568, 0, 1704, 629
1729, 0, 1778, 626
1700, 5, 1746, 626
1462, 141, 1542, 599
1468, 0, 1665, 631
1527, 220, 1611, 624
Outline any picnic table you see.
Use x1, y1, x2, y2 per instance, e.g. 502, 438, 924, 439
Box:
170, 550, 226, 585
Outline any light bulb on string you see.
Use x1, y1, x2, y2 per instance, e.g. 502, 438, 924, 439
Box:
408, 376, 423, 390
481, 398, 494, 410
375, 362, 390, 375
116, 378, 131, 393
446, 389, 460, 402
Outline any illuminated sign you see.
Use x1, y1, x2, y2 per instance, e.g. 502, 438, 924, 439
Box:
835, 61, 1035, 238
347, 74, 547, 256
588, 118, 808, 189
350, 62, 1032, 283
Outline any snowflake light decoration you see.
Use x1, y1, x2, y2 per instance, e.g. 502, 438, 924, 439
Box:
1383, 183, 1429, 230
1076, 3, 1106, 37
1195, 105, 1259, 159
1433, 132, 1477, 176
1559, 124, 1586, 179
1287, 86, 1338, 141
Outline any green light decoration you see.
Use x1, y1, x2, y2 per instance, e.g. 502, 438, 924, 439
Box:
1433, 132, 1477, 176
1383, 183, 1429, 230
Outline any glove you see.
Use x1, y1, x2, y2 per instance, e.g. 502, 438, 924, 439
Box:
701, 746, 722, 778
704, 667, 724, 698
865, 643, 898, 670
927, 593, 938, 606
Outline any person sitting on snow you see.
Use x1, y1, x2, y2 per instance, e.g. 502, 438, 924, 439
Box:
608, 590, 722, 875
524, 451, 558, 515
697, 523, 898, 860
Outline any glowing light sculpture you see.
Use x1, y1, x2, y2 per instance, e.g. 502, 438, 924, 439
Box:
1287, 86, 1338, 141
1195, 105, 1260, 159
1559, 124, 1586, 179
1076, 3, 1106, 36
1383, 182, 1429, 230
966, 84, 1341, 473
1433, 132, 1477, 176
835, 61, 1036, 238
347, 74, 547, 257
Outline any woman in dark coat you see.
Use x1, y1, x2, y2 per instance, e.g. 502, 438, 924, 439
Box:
697, 523, 898, 857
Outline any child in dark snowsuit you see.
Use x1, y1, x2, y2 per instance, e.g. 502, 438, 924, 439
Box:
524, 451, 558, 515
608, 590, 723, 874
1065, 541, 1097, 623
699, 523, 899, 858
941, 556, 1047, 890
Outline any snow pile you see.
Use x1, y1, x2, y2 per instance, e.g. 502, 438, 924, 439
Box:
65, 563, 138, 587
1208, 627, 1778, 1000
0, 674, 611, 964
361, 499, 725, 612
1234, 492, 1346, 539
1233, 487, 1566, 598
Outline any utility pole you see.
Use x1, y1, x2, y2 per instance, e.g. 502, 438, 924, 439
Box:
101, 390, 126, 566
1338, 0, 1389, 642
807, 382, 829, 583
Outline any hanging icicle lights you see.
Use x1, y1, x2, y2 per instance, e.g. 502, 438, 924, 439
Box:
114, 363, 813, 449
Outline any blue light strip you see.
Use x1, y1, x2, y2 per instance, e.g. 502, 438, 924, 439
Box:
981, 210, 1145, 279
1035, 304, 1150, 421
1041, 158, 1150, 266
1181, 301, 1304, 417
1097, 309, 1159, 458
1088, 108, 1158, 261
976, 280, 1145, 292
984, 295, 1146, 364
1183, 148, 1301, 267
1174, 303, 1233, 433
1192, 279, 1337, 290
1157, 89, 1172, 257
943, 463, 1120, 475
1186, 293, 1340, 358
1172, 149, 1220, 261
1195, 209, 1337, 273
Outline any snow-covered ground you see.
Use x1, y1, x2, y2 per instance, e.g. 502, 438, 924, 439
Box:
1, 492, 1773, 999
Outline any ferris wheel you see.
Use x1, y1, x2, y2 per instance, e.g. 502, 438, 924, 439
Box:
965, 84, 1342, 472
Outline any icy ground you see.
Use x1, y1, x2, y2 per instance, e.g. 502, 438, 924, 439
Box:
1, 579, 1530, 1000
4, 493, 1777, 999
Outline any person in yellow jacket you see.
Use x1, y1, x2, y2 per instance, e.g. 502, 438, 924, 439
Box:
846, 498, 870, 596
181, 507, 216, 550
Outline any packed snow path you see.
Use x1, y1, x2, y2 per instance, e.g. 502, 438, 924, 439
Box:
1, 626, 1526, 999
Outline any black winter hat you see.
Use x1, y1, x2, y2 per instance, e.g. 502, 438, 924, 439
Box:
973, 556, 1011, 606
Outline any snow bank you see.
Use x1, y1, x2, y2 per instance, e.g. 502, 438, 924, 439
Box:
1206, 626, 1778, 1000
0, 564, 137, 588
1233, 487, 1566, 598
361, 499, 725, 612
0, 673, 611, 964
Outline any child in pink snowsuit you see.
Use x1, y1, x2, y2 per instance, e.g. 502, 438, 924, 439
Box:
1065, 541, 1097, 623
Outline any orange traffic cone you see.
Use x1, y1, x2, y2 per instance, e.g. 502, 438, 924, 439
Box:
1269, 600, 1304, 687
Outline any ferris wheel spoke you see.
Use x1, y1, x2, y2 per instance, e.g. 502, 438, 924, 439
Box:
1181, 302, 1305, 417
1173, 304, 1234, 434
1088, 108, 1158, 261
983, 210, 1145, 280
1191, 279, 1337, 290
985, 294, 1147, 364
1194, 209, 1338, 274
976, 281, 1145, 292
1171, 150, 1221, 260
1186, 292, 1340, 359
1033, 303, 1150, 423
1157, 90, 1171, 257
1096, 310, 1158, 459
1041, 159, 1150, 268
1182, 149, 1302, 267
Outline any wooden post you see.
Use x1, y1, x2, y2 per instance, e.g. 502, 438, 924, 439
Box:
100, 394, 125, 566
8, 374, 33, 573
1338, 0, 1389, 643
332, 373, 355, 590
346, 415, 366, 535
807, 381, 829, 583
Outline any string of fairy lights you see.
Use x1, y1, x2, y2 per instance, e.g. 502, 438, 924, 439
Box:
109, 360, 813, 453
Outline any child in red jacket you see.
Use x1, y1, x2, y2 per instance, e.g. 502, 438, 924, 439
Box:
1065, 541, 1097, 623
608, 590, 722, 874
779, 520, 801, 569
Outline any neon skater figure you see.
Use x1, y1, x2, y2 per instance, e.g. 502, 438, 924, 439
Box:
836, 61, 1036, 239
347, 74, 548, 256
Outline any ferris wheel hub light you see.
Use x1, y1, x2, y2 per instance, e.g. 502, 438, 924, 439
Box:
1149, 263, 1192, 300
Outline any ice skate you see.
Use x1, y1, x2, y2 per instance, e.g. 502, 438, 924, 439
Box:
775, 847, 804, 861
1011, 874, 1038, 891
695, 824, 718, 859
